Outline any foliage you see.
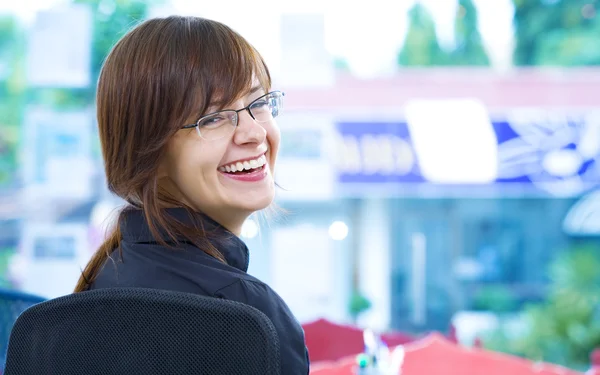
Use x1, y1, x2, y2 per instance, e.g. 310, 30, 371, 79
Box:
349, 289, 372, 321
0, 0, 161, 192
513, 0, 600, 66
0, 2, 155, 187
0, 247, 16, 288
75, 0, 149, 97
0, 16, 25, 188
483, 247, 600, 370
397, 1, 490, 67
397, 4, 450, 66
472, 285, 519, 313
398, 0, 600, 67
447, 0, 490, 66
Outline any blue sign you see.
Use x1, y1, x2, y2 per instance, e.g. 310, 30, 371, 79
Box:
335, 115, 600, 196
335, 122, 421, 184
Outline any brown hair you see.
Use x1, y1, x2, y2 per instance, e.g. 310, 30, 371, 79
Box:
74, 16, 271, 292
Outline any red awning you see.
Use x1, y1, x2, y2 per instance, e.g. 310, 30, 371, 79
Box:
303, 318, 414, 363
310, 332, 582, 375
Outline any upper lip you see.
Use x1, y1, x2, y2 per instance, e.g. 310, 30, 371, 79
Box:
219, 151, 267, 168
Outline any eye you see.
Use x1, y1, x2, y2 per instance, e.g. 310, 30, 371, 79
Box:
250, 99, 269, 111
198, 113, 230, 129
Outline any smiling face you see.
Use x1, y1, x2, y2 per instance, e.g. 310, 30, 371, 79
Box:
158, 84, 281, 234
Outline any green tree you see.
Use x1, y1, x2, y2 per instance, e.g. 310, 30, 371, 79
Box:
484, 247, 600, 370
397, 4, 451, 66
0, 16, 26, 188
0, 2, 156, 188
448, 0, 490, 65
77, 0, 149, 89
513, 0, 600, 66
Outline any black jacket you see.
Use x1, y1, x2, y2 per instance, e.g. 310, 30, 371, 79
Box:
90, 207, 309, 374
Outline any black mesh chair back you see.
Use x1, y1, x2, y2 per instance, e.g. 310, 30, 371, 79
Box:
3, 288, 281, 375
0, 288, 46, 366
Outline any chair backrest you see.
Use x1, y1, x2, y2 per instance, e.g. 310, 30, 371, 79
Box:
4, 288, 281, 375
0, 288, 46, 364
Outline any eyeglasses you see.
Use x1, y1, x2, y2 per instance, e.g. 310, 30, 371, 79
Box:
181, 91, 285, 141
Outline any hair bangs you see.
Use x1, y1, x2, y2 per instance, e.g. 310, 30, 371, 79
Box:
191, 22, 272, 115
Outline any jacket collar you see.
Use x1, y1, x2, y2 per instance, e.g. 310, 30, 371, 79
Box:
120, 207, 249, 272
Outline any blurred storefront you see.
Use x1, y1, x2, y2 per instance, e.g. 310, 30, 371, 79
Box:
265, 69, 600, 332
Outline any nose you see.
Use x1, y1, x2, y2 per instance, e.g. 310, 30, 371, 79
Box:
233, 110, 267, 145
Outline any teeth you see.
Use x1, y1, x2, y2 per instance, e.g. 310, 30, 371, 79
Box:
220, 154, 267, 173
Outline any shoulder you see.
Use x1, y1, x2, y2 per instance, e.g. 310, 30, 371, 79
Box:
214, 276, 276, 305
216, 277, 309, 373
217, 276, 309, 375
215, 277, 300, 328
92, 241, 248, 296
214, 277, 305, 339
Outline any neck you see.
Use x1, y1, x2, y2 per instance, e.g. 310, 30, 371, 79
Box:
205, 208, 251, 236
157, 179, 249, 235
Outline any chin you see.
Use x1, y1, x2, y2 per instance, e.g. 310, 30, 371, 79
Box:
236, 194, 274, 213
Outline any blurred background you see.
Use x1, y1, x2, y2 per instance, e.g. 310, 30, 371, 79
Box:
1, 0, 600, 372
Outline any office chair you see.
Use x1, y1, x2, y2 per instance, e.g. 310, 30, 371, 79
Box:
0, 288, 46, 367
3, 287, 281, 375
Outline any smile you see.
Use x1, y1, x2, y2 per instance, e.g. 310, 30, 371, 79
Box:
219, 154, 267, 173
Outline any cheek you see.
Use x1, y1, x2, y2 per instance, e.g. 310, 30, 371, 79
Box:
177, 144, 218, 180
166, 137, 213, 184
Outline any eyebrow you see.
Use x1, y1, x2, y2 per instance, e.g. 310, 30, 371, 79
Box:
207, 85, 264, 108
245, 85, 264, 97
196, 85, 267, 122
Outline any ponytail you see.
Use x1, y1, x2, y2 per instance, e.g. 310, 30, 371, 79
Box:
74, 213, 123, 292
73, 190, 227, 293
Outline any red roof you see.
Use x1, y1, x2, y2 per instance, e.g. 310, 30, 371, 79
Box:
281, 68, 600, 113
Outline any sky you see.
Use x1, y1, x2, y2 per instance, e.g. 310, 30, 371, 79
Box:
0, 0, 516, 77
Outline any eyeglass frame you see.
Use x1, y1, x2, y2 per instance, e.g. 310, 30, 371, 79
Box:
181, 91, 285, 136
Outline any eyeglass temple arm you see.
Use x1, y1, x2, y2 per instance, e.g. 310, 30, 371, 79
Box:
181, 91, 284, 130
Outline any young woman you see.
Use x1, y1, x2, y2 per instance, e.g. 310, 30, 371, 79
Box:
74, 16, 309, 374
